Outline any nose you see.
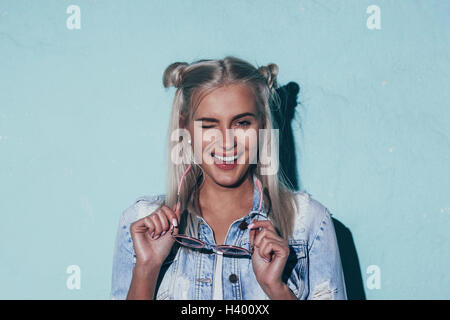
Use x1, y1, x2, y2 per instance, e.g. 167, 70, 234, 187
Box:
220, 128, 236, 151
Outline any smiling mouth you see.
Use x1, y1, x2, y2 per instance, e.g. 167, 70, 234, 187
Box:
211, 152, 241, 163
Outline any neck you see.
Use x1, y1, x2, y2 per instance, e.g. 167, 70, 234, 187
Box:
197, 172, 254, 222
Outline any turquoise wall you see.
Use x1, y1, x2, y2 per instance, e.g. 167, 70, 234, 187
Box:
0, 0, 448, 299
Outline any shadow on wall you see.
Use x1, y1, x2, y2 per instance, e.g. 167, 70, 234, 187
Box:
332, 217, 366, 299
271, 82, 366, 300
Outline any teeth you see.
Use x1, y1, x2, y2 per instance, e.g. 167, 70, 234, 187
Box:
213, 154, 239, 162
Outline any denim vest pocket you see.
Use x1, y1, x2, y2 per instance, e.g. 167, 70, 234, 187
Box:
284, 240, 308, 299
236, 238, 307, 299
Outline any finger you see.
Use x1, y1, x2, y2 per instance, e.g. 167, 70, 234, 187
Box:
253, 228, 282, 250
259, 238, 289, 262
247, 220, 277, 234
130, 218, 151, 247
130, 218, 149, 234
155, 210, 170, 236
150, 214, 162, 239
130, 217, 153, 249
167, 203, 180, 227
165, 204, 179, 224
159, 206, 178, 232
172, 201, 181, 221
139, 215, 156, 239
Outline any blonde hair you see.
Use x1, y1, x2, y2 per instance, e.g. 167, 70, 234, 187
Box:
161, 56, 299, 240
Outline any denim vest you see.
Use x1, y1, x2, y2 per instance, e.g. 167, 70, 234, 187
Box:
110, 177, 347, 300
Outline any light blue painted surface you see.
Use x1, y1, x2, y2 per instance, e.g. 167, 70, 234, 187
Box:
0, 0, 448, 299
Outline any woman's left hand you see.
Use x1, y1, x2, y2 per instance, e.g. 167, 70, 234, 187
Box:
248, 218, 290, 295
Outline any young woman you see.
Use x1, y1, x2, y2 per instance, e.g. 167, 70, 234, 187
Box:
110, 56, 347, 300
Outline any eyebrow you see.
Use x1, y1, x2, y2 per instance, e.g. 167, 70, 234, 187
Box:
194, 112, 256, 123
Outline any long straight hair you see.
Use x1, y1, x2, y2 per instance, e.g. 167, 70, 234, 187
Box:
161, 56, 299, 240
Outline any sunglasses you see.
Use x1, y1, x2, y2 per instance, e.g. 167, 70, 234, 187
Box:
170, 164, 263, 257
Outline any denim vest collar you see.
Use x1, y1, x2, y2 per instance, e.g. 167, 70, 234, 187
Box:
249, 173, 267, 219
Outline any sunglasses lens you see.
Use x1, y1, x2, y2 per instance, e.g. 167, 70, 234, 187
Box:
174, 236, 204, 248
217, 246, 249, 256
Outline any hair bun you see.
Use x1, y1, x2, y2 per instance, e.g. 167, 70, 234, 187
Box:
257, 63, 279, 89
163, 62, 189, 88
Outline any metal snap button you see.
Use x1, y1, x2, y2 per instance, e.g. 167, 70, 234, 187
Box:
229, 274, 238, 283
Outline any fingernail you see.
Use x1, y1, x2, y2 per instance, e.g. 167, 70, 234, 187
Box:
154, 235, 160, 240
172, 218, 178, 227
151, 231, 155, 238
247, 223, 255, 229
161, 231, 166, 236
263, 257, 270, 263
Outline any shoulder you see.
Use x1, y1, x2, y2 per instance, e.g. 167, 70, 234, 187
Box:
119, 194, 167, 226
289, 190, 333, 248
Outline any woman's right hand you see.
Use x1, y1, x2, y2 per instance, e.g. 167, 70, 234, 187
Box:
130, 202, 181, 267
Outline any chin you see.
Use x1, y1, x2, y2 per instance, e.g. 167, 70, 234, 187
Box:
207, 165, 249, 187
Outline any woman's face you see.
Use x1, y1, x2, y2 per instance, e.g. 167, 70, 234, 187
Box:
185, 83, 260, 188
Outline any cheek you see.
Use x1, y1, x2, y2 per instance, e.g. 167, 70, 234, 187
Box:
191, 135, 215, 162
200, 134, 216, 152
